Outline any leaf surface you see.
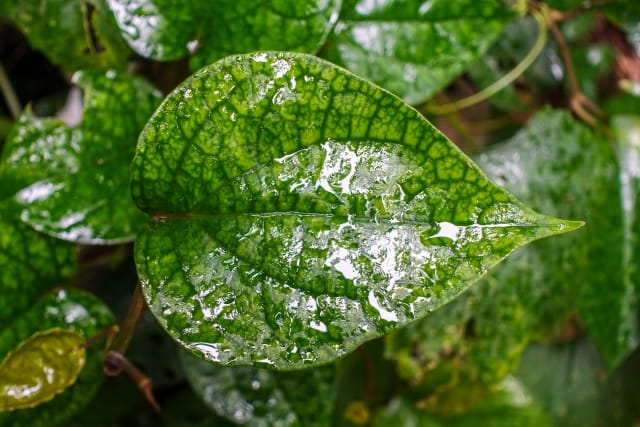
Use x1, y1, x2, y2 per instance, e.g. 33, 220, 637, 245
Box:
132, 52, 580, 369
0, 0, 130, 70
0, 216, 75, 325
180, 351, 336, 426
0, 328, 85, 411
0, 289, 114, 427
105, 0, 341, 67
321, 0, 513, 104
0, 70, 161, 244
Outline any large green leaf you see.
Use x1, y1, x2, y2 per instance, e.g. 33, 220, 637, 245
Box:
0, 288, 114, 427
180, 351, 336, 426
321, 0, 514, 104
0, 0, 130, 71
105, 0, 341, 67
476, 109, 635, 368
131, 52, 580, 369
372, 377, 552, 427
0, 215, 76, 325
0, 328, 86, 411
0, 70, 161, 244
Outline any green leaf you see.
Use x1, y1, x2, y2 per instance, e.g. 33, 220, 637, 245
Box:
514, 339, 604, 427
372, 377, 552, 427
476, 109, 635, 368
0, 216, 76, 326
131, 52, 580, 369
0, 0, 130, 71
0, 288, 114, 427
180, 350, 336, 426
0, 328, 86, 411
321, 0, 513, 104
0, 70, 161, 244
105, 0, 341, 66
614, 115, 640, 296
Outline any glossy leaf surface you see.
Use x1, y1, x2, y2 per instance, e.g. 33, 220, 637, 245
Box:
0, 328, 85, 411
0, 70, 161, 244
0, 216, 76, 325
132, 52, 580, 369
0, 289, 114, 427
181, 351, 336, 426
105, 0, 341, 67
0, 0, 130, 70
372, 377, 551, 427
321, 0, 513, 104
476, 109, 635, 368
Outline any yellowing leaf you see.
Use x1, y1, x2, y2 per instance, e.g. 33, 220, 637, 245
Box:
0, 328, 86, 411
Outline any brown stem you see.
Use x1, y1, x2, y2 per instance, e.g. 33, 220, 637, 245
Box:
109, 282, 147, 354
548, 15, 606, 125
104, 351, 161, 413
0, 62, 21, 119
551, 0, 617, 22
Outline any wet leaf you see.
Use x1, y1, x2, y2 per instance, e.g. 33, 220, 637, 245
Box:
0, 288, 114, 427
180, 351, 336, 427
372, 377, 551, 427
476, 109, 635, 369
131, 52, 581, 369
105, 0, 340, 67
0, 216, 76, 325
0, 328, 86, 411
0, 0, 130, 71
321, 0, 514, 104
0, 70, 161, 244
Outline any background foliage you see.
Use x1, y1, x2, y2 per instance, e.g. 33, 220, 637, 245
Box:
0, 0, 639, 426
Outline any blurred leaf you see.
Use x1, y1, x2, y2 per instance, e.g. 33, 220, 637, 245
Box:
372, 377, 551, 427
613, 115, 640, 306
132, 52, 579, 369
321, 0, 513, 104
476, 108, 636, 369
514, 339, 604, 427
0, 216, 76, 325
0, 70, 161, 244
0, 0, 130, 71
0, 288, 115, 427
0, 328, 86, 411
180, 351, 336, 427
105, 0, 341, 67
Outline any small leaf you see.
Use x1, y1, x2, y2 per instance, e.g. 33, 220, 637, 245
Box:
132, 52, 581, 369
0, 0, 130, 70
180, 350, 336, 426
105, 0, 341, 67
321, 0, 513, 104
0, 328, 86, 411
0, 70, 161, 244
0, 215, 76, 325
0, 288, 114, 427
